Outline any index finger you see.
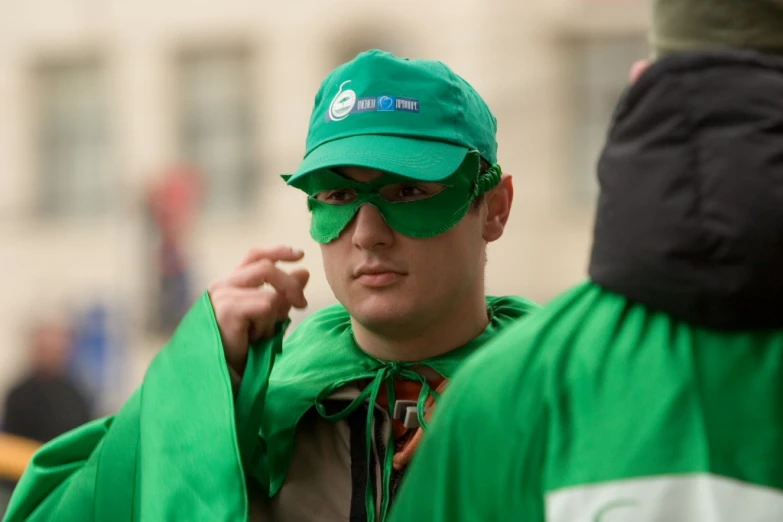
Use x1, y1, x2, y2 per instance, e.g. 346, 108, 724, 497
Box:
236, 246, 304, 269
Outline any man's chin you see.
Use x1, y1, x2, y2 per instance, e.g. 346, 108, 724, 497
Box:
347, 294, 421, 334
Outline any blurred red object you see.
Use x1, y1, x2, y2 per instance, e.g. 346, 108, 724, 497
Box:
146, 163, 205, 238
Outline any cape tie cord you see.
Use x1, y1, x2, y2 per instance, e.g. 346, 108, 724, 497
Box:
314, 362, 441, 522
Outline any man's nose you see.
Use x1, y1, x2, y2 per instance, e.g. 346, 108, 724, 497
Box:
350, 204, 394, 250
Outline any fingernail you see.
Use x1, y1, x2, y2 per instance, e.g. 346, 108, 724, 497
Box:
292, 248, 304, 256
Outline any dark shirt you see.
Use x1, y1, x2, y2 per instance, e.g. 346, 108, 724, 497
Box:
3, 374, 91, 443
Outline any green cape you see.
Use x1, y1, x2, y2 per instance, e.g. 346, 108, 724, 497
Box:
251, 295, 537, 521
4, 293, 282, 522
4, 293, 537, 522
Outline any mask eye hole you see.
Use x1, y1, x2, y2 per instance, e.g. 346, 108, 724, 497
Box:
379, 182, 447, 202
315, 188, 359, 205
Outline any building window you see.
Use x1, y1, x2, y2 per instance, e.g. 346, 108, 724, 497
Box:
36, 59, 111, 218
177, 47, 257, 214
568, 34, 648, 203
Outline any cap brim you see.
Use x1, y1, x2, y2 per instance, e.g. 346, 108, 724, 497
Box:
285, 135, 472, 184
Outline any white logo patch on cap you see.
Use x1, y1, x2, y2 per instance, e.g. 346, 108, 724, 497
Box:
328, 80, 356, 121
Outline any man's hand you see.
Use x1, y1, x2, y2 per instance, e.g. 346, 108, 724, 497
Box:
209, 246, 310, 375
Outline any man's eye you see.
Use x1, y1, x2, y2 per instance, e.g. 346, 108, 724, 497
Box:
315, 189, 358, 204
399, 186, 425, 199
380, 183, 446, 202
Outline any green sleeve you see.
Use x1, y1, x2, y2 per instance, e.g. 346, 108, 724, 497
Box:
3, 292, 286, 522
3, 395, 139, 522
388, 328, 547, 522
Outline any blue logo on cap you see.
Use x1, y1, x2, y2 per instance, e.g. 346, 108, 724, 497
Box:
378, 96, 396, 111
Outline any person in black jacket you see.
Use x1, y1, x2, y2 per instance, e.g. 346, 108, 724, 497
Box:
389, 0, 783, 520
3, 316, 91, 444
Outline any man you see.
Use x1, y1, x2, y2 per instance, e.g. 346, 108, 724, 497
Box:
388, 1, 783, 520
1, 316, 89, 519
4, 50, 538, 522
3, 316, 91, 443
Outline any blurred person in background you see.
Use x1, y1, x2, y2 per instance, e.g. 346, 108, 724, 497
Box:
145, 163, 205, 334
388, 0, 783, 520
4, 50, 539, 522
3, 315, 91, 444
0, 314, 91, 517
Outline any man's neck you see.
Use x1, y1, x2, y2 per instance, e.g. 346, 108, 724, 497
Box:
351, 295, 490, 363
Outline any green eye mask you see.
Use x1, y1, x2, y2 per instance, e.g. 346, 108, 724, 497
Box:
283, 152, 502, 243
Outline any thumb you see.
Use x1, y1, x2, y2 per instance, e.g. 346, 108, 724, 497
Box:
274, 268, 311, 321
291, 268, 311, 290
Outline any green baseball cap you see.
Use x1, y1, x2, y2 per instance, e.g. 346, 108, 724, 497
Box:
286, 49, 498, 185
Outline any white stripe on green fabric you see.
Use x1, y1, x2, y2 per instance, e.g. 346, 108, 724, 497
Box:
546, 473, 783, 521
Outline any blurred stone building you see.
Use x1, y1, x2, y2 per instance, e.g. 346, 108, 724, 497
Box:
0, 0, 650, 412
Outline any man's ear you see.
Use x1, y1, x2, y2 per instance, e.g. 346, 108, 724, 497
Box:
482, 174, 513, 243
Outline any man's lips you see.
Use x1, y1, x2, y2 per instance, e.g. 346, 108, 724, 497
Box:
353, 266, 408, 287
